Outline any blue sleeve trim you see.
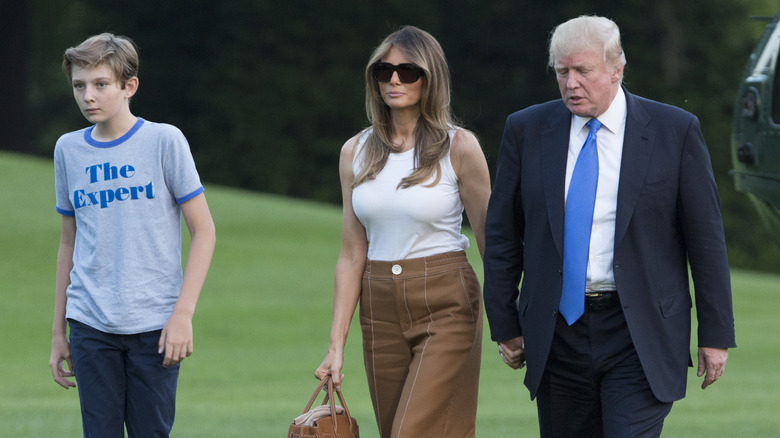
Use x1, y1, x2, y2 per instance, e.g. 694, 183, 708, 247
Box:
56, 206, 75, 216
177, 186, 205, 204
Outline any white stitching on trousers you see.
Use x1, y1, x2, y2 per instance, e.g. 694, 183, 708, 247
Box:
395, 273, 434, 436
367, 276, 382, 434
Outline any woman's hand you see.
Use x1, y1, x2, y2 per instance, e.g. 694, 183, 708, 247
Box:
315, 349, 345, 389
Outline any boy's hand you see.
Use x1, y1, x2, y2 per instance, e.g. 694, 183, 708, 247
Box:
50, 335, 77, 389
158, 311, 194, 367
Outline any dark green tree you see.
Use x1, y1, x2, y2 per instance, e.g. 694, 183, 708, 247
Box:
11, 0, 780, 271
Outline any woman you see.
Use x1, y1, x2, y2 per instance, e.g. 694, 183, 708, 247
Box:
315, 26, 491, 437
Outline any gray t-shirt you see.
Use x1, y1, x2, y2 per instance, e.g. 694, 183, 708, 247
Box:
54, 118, 204, 334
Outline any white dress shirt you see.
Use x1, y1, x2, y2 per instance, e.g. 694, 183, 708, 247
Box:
564, 86, 627, 292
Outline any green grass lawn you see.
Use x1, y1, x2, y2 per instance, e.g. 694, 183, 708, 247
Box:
1, 151, 778, 437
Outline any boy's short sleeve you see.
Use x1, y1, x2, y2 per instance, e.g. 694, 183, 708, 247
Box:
54, 136, 75, 216
160, 125, 204, 204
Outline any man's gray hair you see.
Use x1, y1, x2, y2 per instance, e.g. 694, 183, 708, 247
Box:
548, 15, 626, 73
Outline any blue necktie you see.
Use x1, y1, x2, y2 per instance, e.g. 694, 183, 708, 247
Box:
561, 119, 602, 325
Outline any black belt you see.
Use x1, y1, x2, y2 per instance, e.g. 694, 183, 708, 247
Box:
584, 291, 619, 311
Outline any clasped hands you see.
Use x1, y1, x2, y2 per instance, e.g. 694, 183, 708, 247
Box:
498, 336, 525, 370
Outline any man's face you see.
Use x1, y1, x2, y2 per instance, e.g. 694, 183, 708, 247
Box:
554, 51, 623, 118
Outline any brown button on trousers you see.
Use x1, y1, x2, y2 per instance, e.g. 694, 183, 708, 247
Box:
360, 251, 482, 438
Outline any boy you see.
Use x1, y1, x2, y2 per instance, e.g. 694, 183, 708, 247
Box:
48, 33, 216, 437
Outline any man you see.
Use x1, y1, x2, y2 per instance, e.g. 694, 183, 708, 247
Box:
483, 15, 735, 437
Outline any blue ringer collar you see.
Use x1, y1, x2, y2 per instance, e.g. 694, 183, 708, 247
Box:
83, 118, 145, 148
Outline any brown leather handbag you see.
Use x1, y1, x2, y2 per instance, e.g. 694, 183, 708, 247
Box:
287, 377, 359, 438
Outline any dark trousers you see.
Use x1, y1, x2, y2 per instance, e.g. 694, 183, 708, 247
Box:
536, 306, 673, 438
68, 319, 180, 438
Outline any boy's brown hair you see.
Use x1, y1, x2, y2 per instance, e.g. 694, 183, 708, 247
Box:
62, 33, 139, 88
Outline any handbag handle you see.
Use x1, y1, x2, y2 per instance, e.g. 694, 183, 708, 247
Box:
301, 377, 356, 436
301, 377, 329, 414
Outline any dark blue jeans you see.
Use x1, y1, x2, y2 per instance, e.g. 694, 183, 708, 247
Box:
68, 319, 180, 438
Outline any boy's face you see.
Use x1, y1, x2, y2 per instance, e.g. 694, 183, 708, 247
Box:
70, 64, 137, 125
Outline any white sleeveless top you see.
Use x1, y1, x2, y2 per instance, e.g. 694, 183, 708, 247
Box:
351, 128, 470, 261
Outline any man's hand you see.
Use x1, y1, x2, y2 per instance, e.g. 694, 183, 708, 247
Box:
498, 336, 526, 369
698, 347, 728, 389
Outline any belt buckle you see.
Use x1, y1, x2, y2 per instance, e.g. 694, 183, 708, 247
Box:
584, 291, 618, 311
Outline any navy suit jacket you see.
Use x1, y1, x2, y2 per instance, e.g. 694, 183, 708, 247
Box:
482, 88, 736, 403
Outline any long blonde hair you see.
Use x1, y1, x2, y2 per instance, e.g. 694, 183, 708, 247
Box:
354, 26, 455, 189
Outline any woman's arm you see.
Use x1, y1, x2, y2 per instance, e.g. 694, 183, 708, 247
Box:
315, 135, 368, 389
451, 129, 492, 258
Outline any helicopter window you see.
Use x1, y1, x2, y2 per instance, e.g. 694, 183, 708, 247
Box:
774, 44, 780, 124
772, 28, 780, 124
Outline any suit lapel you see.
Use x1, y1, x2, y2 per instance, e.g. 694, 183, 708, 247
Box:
614, 90, 656, 247
541, 103, 573, 258
540, 92, 656, 256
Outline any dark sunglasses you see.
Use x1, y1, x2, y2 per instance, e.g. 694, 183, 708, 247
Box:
371, 62, 424, 83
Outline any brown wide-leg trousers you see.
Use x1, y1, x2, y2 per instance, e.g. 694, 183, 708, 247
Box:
359, 250, 482, 438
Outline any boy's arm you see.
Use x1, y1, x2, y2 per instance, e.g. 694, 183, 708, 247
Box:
158, 192, 216, 367
50, 215, 77, 389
